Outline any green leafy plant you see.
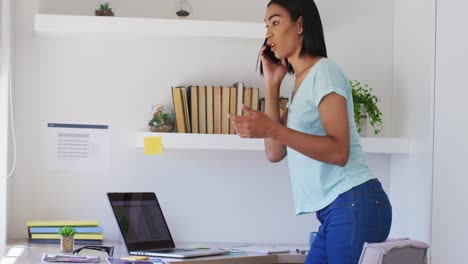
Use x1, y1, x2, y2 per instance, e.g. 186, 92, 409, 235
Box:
350, 80, 383, 135
58, 226, 77, 237
150, 111, 172, 127
95, 2, 114, 16
149, 106, 173, 127
148, 105, 175, 132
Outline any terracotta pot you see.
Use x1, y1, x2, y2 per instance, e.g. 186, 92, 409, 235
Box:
95, 10, 114, 16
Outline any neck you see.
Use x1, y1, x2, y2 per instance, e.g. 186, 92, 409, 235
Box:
289, 54, 322, 78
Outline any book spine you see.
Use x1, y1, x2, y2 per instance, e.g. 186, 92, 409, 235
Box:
30, 239, 103, 245
27, 221, 99, 227
31, 233, 103, 240
29, 227, 104, 233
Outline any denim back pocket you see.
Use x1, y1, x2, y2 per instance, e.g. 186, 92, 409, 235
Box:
376, 198, 392, 237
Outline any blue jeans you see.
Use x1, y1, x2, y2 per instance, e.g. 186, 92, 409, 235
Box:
305, 179, 392, 264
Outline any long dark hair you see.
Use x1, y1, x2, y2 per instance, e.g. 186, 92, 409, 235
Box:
259, 0, 327, 75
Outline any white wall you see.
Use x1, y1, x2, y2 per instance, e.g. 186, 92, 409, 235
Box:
432, 0, 468, 262
8, 0, 395, 244
0, 0, 12, 255
391, 0, 435, 244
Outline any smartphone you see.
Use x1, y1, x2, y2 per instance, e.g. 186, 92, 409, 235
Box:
261, 38, 280, 64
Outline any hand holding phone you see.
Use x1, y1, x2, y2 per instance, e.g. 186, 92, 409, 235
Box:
261, 39, 280, 64
263, 45, 280, 64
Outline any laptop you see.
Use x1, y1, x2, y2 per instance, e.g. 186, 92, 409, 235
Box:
107, 192, 227, 258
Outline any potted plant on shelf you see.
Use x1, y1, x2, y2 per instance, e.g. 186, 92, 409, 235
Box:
95, 2, 115, 16
350, 80, 383, 135
148, 104, 175, 132
58, 226, 76, 253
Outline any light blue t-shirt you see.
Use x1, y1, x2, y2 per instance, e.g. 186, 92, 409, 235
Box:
286, 58, 375, 215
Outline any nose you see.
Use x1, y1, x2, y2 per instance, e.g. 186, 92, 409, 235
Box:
266, 28, 272, 39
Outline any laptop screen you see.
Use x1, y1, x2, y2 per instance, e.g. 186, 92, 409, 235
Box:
107, 193, 176, 251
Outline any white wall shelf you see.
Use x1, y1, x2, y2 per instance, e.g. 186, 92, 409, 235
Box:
34, 14, 265, 39
136, 132, 410, 154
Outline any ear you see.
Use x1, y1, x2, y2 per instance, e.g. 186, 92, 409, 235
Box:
297, 16, 304, 34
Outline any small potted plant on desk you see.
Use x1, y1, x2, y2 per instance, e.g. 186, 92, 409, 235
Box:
351, 80, 383, 136
58, 226, 77, 253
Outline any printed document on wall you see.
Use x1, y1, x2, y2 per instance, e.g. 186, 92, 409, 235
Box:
45, 123, 110, 171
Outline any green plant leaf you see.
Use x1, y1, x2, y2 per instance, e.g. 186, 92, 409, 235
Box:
350, 80, 383, 135
98, 2, 111, 11
58, 226, 77, 237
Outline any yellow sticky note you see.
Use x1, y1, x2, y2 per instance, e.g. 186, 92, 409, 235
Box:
144, 136, 163, 155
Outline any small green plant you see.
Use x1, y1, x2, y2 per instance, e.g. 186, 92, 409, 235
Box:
149, 106, 173, 126
95, 2, 114, 16
148, 105, 175, 132
351, 80, 383, 135
58, 226, 76, 237
150, 111, 172, 127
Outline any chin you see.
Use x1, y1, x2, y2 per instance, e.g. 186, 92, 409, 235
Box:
274, 53, 285, 60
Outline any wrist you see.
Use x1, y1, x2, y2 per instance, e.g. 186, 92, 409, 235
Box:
265, 80, 281, 90
265, 83, 281, 96
267, 120, 282, 139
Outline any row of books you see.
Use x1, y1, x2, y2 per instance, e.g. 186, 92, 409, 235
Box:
27, 220, 104, 245
172, 82, 259, 134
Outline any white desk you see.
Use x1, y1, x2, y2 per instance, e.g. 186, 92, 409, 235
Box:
4, 241, 307, 264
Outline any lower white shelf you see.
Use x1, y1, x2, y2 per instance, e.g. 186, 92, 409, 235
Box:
136, 132, 410, 154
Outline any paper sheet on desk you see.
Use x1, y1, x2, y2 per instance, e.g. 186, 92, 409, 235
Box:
230, 245, 291, 254
42, 253, 100, 263
106, 258, 164, 264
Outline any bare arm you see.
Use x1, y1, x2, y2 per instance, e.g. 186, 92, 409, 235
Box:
231, 92, 350, 166
263, 83, 288, 162
270, 93, 350, 166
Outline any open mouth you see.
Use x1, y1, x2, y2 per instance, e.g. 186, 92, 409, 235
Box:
269, 43, 276, 52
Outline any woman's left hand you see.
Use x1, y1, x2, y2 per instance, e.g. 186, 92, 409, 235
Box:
229, 105, 277, 138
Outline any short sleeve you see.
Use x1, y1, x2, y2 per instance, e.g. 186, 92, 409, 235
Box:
312, 61, 349, 108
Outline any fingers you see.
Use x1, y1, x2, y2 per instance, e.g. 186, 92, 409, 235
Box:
280, 58, 287, 67
231, 124, 251, 138
260, 53, 269, 66
259, 46, 273, 67
227, 114, 248, 123
259, 46, 266, 61
228, 114, 250, 135
242, 104, 259, 115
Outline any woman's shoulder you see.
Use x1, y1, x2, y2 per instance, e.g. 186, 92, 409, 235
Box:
316, 58, 347, 79
313, 58, 349, 87
315, 58, 345, 74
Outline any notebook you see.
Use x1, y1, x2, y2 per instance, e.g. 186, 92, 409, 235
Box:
107, 192, 227, 258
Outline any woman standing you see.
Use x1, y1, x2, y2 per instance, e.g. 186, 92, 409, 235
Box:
229, 1, 392, 263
